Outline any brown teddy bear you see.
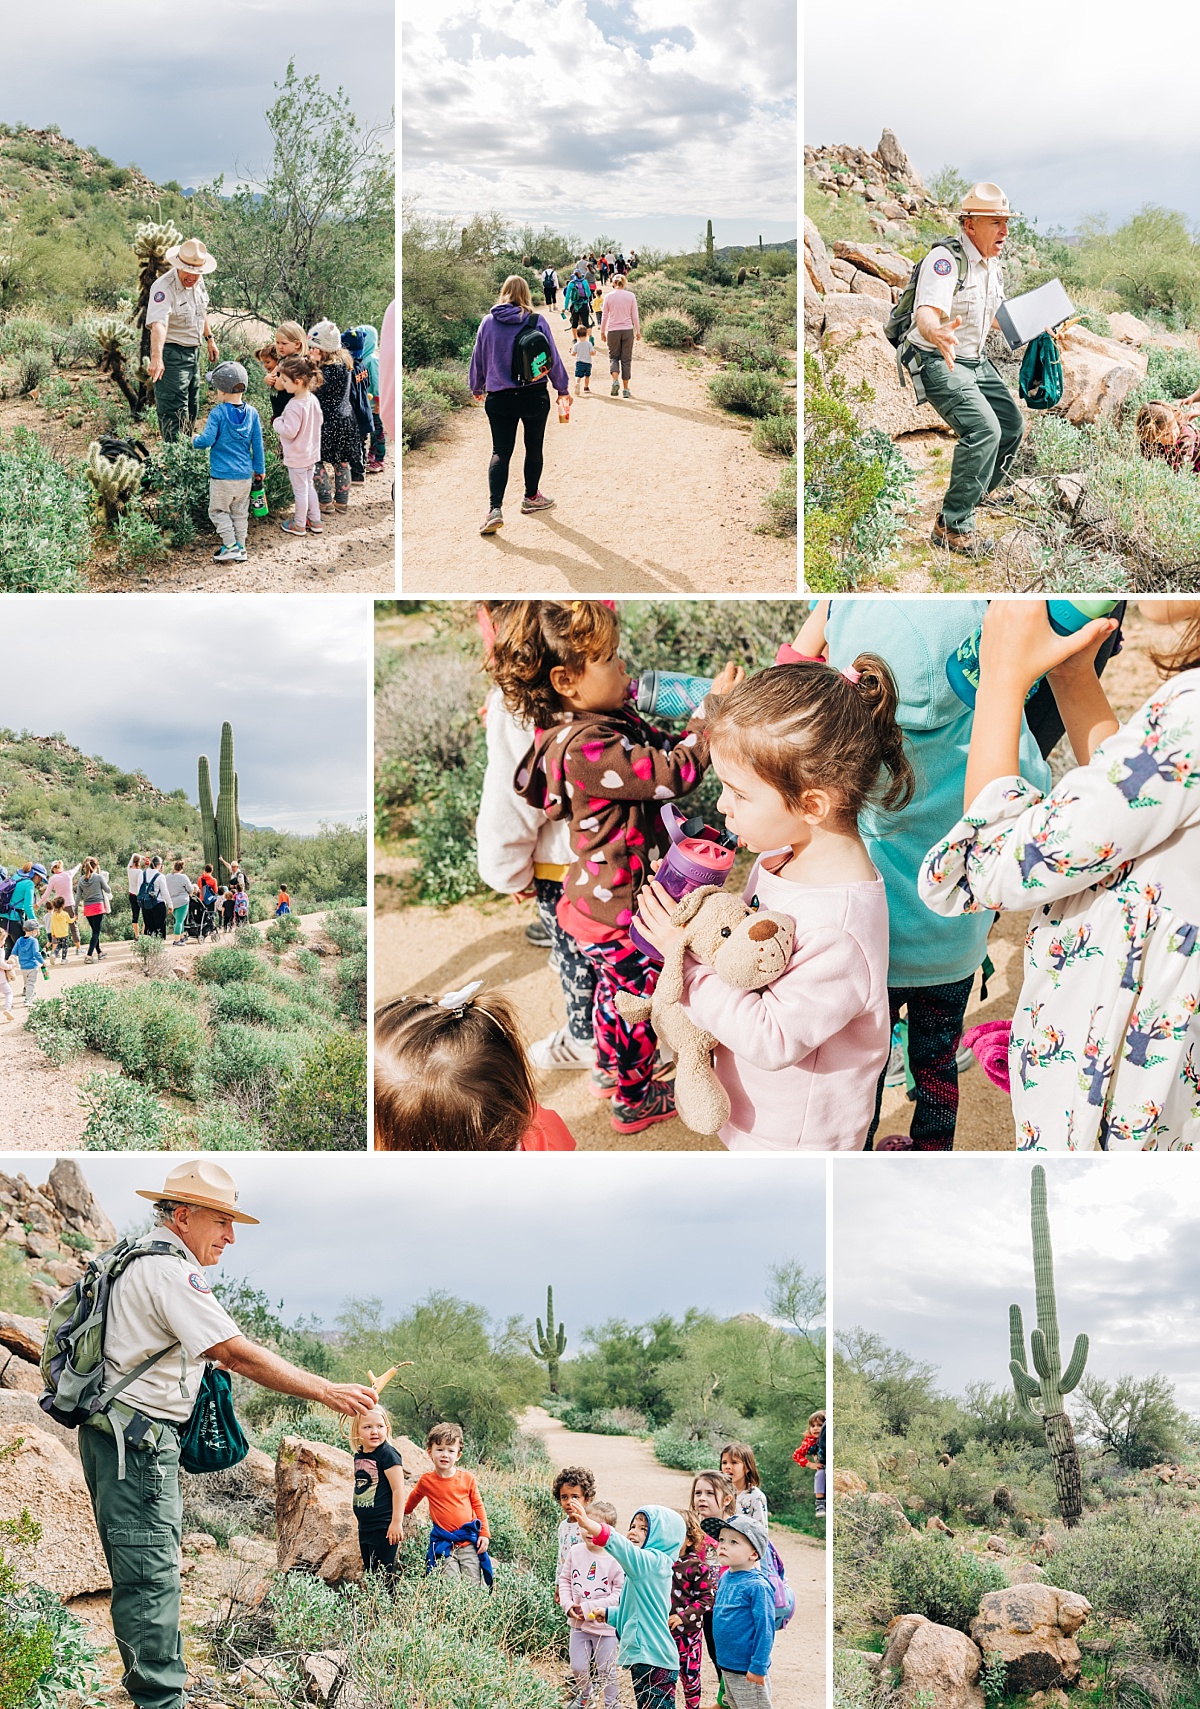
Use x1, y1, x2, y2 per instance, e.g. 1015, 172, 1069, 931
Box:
616, 885, 795, 1135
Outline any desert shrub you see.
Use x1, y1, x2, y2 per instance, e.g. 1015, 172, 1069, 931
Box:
0, 316, 53, 355
3, 1580, 103, 1709
0, 1243, 39, 1315
113, 503, 169, 572
882, 1531, 1007, 1633
560, 1405, 648, 1436
295, 948, 322, 978
79, 1071, 182, 1150
1026, 415, 1092, 476
0, 428, 92, 591
419, 367, 475, 410
619, 599, 808, 679
23, 998, 83, 1066
1074, 208, 1200, 321
682, 294, 724, 334
411, 730, 489, 905
402, 375, 450, 451
254, 1411, 348, 1458
183, 1107, 265, 1151
14, 347, 50, 394
272, 1031, 367, 1150
653, 1428, 723, 1473
264, 914, 302, 951
752, 413, 797, 456
323, 906, 366, 959
131, 933, 169, 977
1053, 1510, 1200, 1664
54, 320, 102, 369
354, 1615, 559, 1709
142, 442, 212, 546
206, 982, 289, 1027
764, 455, 798, 537
644, 313, 696, 349
57, 982, 207, 1096
209, 1023, 305, 1106
195, 945, 262, 985
833, 1647, 881, 1709
401, 306, 441, 369
265, 1571, 348, 1650
708, 370, 785, 417
374, 645, 482, 820
707, 325, 785, 371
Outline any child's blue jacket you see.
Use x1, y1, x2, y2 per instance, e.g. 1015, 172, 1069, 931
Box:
12, 936, 43, 969
712, 1564, 775, 1678
193, 402, 264, 481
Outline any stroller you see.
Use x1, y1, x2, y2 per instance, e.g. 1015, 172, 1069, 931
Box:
185, 891, 219, 942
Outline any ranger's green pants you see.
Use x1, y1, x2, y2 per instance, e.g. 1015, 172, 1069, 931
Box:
153, 342, 200, 443
917, 351, 1025, 532
80, 1421, 186, 1709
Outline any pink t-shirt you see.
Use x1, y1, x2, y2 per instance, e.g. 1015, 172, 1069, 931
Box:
45, 870, 77, 906
680, 855, 890, 1151
272, 392, 323, 467
600, 290, 640, 336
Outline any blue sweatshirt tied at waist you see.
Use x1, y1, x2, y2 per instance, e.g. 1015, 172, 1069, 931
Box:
426, 1519, 494, 1588
193, 401, 265, 481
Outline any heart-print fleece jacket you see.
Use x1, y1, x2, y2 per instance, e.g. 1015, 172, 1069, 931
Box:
515, 703, 710, 942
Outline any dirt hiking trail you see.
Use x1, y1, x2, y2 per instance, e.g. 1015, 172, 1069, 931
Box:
1, 908, 354, 1150
401, 315, 796, 595
522, 1406, 825, 1709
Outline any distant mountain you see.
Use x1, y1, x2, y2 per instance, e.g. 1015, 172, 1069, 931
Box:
714, 239, 797, 258
0, 124, 162, 210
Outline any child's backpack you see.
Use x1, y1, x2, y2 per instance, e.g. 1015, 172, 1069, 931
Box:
137, 872, 158, 908
763, 1543, 796, 1631
511, 312, 554, 387
0, 876, 18, 916
234, 891, 250, 920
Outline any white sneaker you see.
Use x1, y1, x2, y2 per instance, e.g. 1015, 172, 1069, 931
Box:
528, 1027, 596, 1071
955, 1043, 976, 1074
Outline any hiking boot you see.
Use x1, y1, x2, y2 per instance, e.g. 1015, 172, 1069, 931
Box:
611, 1078, 676, 1133
611, 380, 620, 396
930, 515, 994, 558
622, 388, 632, 398
589, 1065, 618, 1100
480, 508, 504, 535
212, 543, 246, 562
528, 1028, 596, 1071
521, 492, 556, 514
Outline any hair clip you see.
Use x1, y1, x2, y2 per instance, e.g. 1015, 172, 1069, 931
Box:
438, 980, 483, 1015
841, 666, 862, 685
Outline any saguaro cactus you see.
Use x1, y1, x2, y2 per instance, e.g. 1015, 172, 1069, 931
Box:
705, 218, 714, 266
1009, 1164, 1089, 1525
527, 1286, 568, 1394
197, 722, 240, 875
197, 756, 218, 871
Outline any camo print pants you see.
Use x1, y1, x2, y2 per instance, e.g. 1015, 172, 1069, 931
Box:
534, 879, 597, 1045
866, 975, 976, 1151
579, 936, 659, 1101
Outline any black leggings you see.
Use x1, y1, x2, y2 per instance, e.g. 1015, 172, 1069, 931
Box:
485, 385, 550, 508
359, 1532, 398, 1584
85, 913, 104, 956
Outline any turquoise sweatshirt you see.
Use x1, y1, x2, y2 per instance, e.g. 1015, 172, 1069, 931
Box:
825, 600, 1052, 987
355, 325, 380, 399
599, 1505, 686, 1672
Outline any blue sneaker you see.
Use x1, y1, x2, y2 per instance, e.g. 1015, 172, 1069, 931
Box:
212, 543, 247, 562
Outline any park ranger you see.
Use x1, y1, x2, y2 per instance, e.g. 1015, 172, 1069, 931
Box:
905, 183, 1023, 558
78, 1161, 377, 1709
144, 237, 221, 442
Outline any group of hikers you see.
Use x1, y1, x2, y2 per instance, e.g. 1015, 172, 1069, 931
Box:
144, 234, 396, 560
469, 250, 644, 537
0, 851, 262, 1014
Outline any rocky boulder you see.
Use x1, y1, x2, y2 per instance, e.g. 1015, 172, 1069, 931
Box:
0, 1390, 77, 1454
865, 1491, 914, 1527
833, 1469, 868, 1496
804, 217, 835, 297
970, 1585, 1091, 1692
822, 319, 953, 435
0, 1312, 45, 1364
46, 1159, 118, 1247
833, 241, 912, 289
805, 276, 826, 345
275, 1436, 362, 1584
0, 1420, 109, 1597
884, 1613, 985, 1709
821, 295, 891, 334
0, 1351, 42, 1394
1107, 312, 1152, 345
1011, 1562, 1048, 1584
1055, 326, 1147, 425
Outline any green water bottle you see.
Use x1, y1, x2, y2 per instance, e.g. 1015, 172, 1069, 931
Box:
251, 482, 268, 520
946, 599, 1119, 709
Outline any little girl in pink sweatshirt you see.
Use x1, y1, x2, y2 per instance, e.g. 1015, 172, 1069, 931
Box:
272, 354, 325, 536
633, 660, 912, 1150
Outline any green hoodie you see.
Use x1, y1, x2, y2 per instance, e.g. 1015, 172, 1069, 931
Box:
826, 600, 1052, 986
599, 1504, 686, 1672
354, 325, 380, 398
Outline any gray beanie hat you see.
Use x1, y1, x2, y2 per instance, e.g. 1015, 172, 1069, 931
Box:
207, 360, 248, 392
720, 1515, 771, 1566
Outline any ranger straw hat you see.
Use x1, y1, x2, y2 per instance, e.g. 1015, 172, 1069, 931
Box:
959, 183, 1011, 217
135, 1159, 259, 1224
165, 237, 218, 275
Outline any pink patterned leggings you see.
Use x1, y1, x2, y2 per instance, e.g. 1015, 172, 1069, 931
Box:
579, 936, 659, 1101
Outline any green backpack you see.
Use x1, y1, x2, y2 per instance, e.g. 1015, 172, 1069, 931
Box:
883, 234, 971, 352
1019, 331, 1063, 410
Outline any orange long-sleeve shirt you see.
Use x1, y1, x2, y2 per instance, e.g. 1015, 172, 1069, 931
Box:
403, 1469, 489, 1535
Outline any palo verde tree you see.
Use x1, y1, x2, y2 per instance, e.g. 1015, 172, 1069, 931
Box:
1009, 1164, 1089, 1525
527, 1285, 568, 1394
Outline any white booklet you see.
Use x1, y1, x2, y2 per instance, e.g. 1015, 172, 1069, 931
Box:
995, 278, 1075, 349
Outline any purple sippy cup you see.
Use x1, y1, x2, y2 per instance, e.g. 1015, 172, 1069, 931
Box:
628, 804, 736, 964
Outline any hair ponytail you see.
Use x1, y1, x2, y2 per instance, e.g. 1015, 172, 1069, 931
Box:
850, 652, 915, 811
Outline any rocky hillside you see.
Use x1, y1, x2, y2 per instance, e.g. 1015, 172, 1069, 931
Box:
0, 125, 161, 211
805, 129, 955, 243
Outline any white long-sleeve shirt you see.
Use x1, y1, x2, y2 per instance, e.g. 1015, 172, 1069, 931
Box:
476, 686, 571, 893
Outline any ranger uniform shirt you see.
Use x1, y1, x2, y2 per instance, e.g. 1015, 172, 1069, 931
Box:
908, 230, 1006, 362
102, 1230, 239, 1421
144, 269, 210, 348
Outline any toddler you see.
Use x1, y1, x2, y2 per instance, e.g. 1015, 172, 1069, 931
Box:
350, 1405, 404, 1583
691, 1471, 737, 1688
671, 1507, 718, 1709
554, 1465, 597, 1570
800, 599, 1052, 1149
272, 354, 325, 537
0, 952, 15, 1022
634, 660, 911, 1149
558, 1499, 624, 1708
308, 319, 357, 513
920, 599, 1200, 1150
191, 360, 265, 565
1136, 401, 1200, 474
403, 1421, 493, 1585
12, 922, 44, 1006
573, 327, 595, 396
565, 1496, 686, 1709
721, 1444, 769, 1530
713, 1517, 776, 1709
275, 886, 291, 917
793, 1411, 826, 1518
374, 986, 577, 1150
262, 320, 308, 421
47, 896, 71, 962
495, 599, 741, 1132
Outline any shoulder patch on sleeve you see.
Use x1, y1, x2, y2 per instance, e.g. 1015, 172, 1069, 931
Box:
188, 1271, 213, 1294
153, 289, 167, 301
932, 257, 953, 276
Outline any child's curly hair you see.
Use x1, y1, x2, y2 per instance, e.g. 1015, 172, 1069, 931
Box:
553, 1465, 597, 1503
488, 601, 621, 728
706, 659, 914, 823
1136, 401, 1179, 458
374, 989, 536, 1151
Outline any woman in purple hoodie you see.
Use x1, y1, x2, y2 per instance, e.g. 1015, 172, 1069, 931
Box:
469, 276, 571, 537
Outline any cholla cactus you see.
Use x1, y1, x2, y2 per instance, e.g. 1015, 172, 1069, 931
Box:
95, 316, 144, 414
85, 441, 141, 524
133, 218, 183, 305
1009, 1165, 1089, 1525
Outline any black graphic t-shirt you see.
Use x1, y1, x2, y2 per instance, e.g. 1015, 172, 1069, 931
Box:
353, 1442, 404, 1532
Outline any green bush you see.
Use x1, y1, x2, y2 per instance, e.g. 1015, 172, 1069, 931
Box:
23, 998, 83, 1066
1027, 416, 1091, 476
182, 1106, 265, 1151
764, 455, 797, 537
0, 316, 53, 355
752, 413, 797, 456
653, 1428, 723, 1473
143, 442, 212, 546
0, 427, 92, 591
79, 1071, 182, 1150
419, 368, 475, 410
195, 945, 262, 985
375, 644, 483, 820
1052, 1510, 1200, 1664
272, 1031, 366, 1150
707, 325, 785, 371
264, 913, 302, 951
56, 982, 207, 1096
402, 375, 450, 451
708, 370, 786, 417
113, 502, 168, 572
3, 1580, 103, 1709
0, 1243, 39, 1315
207, 982, 289, 1027
15, 347, 50, 394
644, 313, 696, 349
209, 1023, 305, 1106
412, 731, 489, 905
882, 1531, 1008, 1633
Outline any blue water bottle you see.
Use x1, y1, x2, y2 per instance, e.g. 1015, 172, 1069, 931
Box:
632, 670, 715, 719
946, 600, 1119, 709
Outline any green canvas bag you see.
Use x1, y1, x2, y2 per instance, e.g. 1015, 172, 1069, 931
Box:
178, 1364, 249, 1475
1019, 331, 1064, 409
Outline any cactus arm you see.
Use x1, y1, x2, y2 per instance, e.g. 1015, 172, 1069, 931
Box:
1030, 1326, 1051, 1381
198, 756, 218, 872
216, 722, 236, 871
1010, 1360, 1041, 1402
1009, 1303, 1028, 1371
1061, 1333, 1089, 1395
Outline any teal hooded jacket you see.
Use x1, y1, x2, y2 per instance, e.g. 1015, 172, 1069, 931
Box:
826, 600, 1052, 987
353, 325, 380, 398
598, 1505, 686, 1672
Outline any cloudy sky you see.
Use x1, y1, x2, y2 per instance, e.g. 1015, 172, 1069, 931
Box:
404, 0, 796, 251
834, 1158, 1200, 1412
0, 0, 393, 190
2, 599, 368, 833
37, 1154, 826, 1333
806, 0, 1200, 233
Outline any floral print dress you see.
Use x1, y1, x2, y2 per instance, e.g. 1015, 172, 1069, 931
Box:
919, 671, 1200, 1150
